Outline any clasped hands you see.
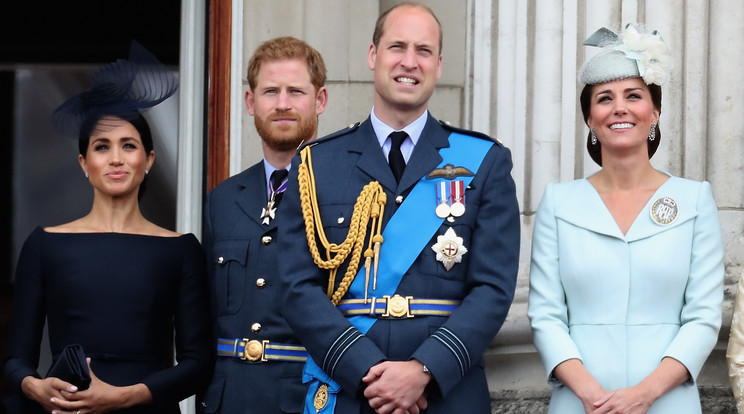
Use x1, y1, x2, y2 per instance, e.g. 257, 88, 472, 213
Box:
580, 384, 654, 414
21, 358, 145, 414
362, 360, 431, 414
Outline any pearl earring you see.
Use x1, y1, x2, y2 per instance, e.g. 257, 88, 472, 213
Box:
145, 169, 149, 175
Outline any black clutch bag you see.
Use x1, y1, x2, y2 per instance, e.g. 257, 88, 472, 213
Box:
46, 344, 91, 390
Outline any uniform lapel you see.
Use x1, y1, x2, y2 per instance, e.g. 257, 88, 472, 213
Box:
397, 115, 449, 192
353, 119, 399, 192
353, 114, 450, 194
236, 165, 272, 228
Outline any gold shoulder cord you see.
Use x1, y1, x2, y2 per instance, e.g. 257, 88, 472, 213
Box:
298, 146, 387, 305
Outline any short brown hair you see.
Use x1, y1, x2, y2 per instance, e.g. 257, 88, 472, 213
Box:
372, 2, 443, 55
247, 36, 327, 92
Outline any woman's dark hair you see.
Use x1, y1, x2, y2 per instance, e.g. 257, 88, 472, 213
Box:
580, 81, 662, 166
78, 114, 153, 156
78, 114, 153, 198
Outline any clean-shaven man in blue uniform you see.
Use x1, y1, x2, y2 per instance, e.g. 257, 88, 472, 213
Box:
279, 3, 520, 413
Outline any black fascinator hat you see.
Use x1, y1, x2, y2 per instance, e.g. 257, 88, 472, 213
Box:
52, 40, 178, 141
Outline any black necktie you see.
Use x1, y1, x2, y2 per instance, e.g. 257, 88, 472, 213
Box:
388, 131, 407, 183
269, 169, 289, 208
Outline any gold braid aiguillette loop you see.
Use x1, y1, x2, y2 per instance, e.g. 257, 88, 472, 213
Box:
298, 146, 387, 305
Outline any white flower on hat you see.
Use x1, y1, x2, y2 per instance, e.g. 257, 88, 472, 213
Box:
613, 24, 672, 85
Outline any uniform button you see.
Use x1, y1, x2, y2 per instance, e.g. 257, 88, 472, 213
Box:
262, 236, 272, 245
337, 216, 345, 224
251, 323, 262, 333
395, 195, 404, 204
256, 278, 266, 288
217, 256, 224, 264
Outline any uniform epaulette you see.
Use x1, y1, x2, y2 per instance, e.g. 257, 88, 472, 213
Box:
438, 119, 504, 146
299, 121, 362, 151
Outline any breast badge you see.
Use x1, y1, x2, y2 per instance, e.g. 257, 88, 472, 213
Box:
431, 227, 468, 271
650, 196, 678, 226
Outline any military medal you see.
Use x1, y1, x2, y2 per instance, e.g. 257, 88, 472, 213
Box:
431, 227, 468, 271
650, 196, 678, 225
435, 181, 451, 218
260, 201, 277, 225
449, 180, 466, 217
260, 173, 289, 225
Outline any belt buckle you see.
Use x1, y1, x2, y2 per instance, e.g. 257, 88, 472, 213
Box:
382, 294, 413, 318
241, 339, 268, 362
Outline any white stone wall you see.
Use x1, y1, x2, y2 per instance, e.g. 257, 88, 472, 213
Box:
235, 0, 744, 397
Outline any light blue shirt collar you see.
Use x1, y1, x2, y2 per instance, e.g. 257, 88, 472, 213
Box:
262, 160, 291, 197
370, 108, 427, 163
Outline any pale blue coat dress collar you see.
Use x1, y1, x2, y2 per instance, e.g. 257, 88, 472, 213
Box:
555, 171, 699, 242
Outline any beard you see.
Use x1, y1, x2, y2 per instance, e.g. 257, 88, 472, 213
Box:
254, 111, 318, 152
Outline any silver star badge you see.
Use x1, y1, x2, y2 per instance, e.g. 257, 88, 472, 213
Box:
260, 200, 277, 225
431, 227, 468, 271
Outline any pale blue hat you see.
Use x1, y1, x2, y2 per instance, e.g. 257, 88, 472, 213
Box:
579, 24, 671, 86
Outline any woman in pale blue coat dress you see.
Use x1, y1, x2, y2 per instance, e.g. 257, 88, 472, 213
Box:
528, 24, 724, 414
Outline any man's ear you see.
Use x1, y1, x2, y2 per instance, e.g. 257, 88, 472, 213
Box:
245, 89, 255, 116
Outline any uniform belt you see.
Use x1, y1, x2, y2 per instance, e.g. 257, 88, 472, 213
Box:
337, 294, 461, 318
217, 338, 307, 362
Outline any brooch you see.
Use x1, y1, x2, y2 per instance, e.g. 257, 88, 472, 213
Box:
650, 196, 678, 226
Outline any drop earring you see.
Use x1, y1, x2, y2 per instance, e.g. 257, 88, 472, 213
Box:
85, 172, 89, 179
145, 169, 149, 175
590, 128, 598, 145
648, 123, 657, 141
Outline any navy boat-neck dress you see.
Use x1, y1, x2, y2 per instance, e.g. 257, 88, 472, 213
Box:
4, 227, 213, 413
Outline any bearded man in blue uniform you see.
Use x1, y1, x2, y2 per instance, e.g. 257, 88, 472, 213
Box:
278, 3, 520, 413
201, 37, 328, 413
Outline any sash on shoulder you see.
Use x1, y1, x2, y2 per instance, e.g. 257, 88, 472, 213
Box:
302, 132, 494, 413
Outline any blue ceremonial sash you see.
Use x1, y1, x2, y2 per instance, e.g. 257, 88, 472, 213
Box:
303, 132, 494, 414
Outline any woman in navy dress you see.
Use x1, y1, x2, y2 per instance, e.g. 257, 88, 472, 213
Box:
3, 42, 212, 414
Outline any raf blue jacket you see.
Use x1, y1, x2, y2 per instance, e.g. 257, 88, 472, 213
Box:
278, 113, 520, 413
